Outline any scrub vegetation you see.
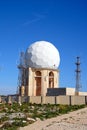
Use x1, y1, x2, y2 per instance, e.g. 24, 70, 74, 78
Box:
0, 103, 86, 130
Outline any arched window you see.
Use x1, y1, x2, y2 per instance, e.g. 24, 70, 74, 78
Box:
35, 71, 41, 96
35, 71, 41, 76
49, 71, 54, 88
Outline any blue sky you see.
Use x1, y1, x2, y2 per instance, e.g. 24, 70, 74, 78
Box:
0, 0, 87, 95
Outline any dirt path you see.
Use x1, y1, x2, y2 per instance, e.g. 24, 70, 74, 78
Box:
19, 107, 87, 130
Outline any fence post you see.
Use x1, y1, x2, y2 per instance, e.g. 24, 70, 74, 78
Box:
8, 96, 12, 104
85, 96, 87, 105
17, 96, 21, 104
55, 96, 57, 104
0, 96, 2, 103
41, 96, 45, 104
69, 96, 71, 106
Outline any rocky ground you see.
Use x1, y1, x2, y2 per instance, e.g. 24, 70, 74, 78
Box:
19, 107, 87, 130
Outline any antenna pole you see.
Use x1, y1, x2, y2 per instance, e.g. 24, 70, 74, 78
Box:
75, 56, 81, 95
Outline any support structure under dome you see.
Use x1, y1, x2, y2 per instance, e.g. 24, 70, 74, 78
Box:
18, 67, 59, 96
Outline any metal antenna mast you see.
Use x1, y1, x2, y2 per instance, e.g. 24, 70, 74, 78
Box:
75, 56, 81, 95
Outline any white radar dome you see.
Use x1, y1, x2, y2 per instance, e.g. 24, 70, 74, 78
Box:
25, 41, 60, 69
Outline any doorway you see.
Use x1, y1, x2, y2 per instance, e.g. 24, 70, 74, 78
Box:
35, 71, 41, 96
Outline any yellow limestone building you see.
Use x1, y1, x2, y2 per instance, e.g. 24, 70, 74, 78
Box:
19, 41, 60, 96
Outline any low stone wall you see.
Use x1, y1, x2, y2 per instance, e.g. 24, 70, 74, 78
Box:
29, 96, 41, 104
43, 96, 56, 104
0, 95, 87, 105
71, 96, 85, 105
56, 96, 70, 105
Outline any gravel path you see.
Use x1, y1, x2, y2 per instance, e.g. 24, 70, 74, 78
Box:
19, 107, 87, 130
